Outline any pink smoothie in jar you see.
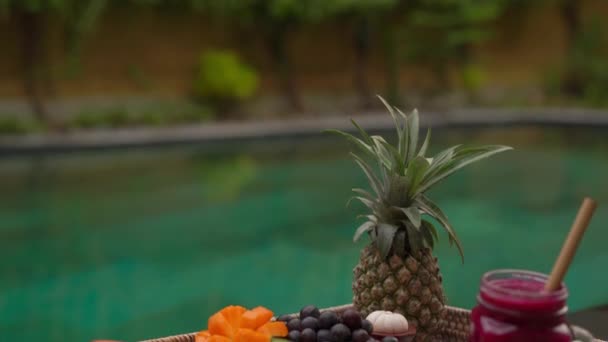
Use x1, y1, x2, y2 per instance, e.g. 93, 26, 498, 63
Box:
470, 269, 571, 342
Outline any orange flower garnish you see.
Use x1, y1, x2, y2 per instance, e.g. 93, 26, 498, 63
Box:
196, 305, 287, 342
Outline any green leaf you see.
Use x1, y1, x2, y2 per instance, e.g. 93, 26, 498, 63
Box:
380, 164, 390, 194
324, 129, 373, 156
349, 196, 376, 210
387, 174, 411, 206
404, 220, 423, 252
417, 145, 512, 194
351, 119, 374, 145
376, 223, 398, 259
271, 337, 291, 342
418, 129, 431, 157
407, 156, 430, 197
423, 219, 439, 241
386, 104, 409, 160
352, 188, 376, 201
375, 136, 405, 174
421, 220, 436, 249
401, 206, 421, 229
406, 109, 419, 162
395, 108, 409, 161
357, 214, 378, 223
415, 194, 464, 262
354, 221, 376, 242
369, 224, 378, 241
371, 136, 394, 170
377, 95, 397, 123
448, 234, 455, 247
351, 153, 383, 197
377, 95, 403, 152
424, 145, 460, 178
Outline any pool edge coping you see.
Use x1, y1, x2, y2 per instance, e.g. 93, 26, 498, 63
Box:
1, 107, 608, 155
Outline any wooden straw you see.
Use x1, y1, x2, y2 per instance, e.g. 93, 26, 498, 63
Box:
545, 197, 597, 291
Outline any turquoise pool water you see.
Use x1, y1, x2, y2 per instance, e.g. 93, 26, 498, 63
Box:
1, 126, 607, 341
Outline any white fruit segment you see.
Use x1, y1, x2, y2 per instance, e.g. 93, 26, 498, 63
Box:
366, 310, 409, 334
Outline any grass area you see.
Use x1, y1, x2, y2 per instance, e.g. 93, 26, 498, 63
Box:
0, 103, 215, 136
0, 117, 44, 135
69, 103, 214, 130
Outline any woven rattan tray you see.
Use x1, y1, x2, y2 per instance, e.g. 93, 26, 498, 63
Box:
140, 303, 603, 341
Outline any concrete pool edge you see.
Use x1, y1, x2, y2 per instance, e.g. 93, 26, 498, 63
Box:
1, 107, 608, 155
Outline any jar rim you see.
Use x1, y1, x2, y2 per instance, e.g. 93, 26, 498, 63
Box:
481, 269, 568, 302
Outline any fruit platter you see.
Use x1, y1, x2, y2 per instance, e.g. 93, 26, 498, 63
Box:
141, 303, 470, 342
141, 98, 602, 342
141, 302, 598, 342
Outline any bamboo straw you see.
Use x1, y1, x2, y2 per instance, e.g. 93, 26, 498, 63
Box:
545, 197, 597, 292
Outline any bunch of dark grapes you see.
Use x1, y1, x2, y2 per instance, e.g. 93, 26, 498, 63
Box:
277, 305, 375, 342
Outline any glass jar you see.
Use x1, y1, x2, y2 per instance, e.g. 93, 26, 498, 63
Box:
470, 269, 571, 342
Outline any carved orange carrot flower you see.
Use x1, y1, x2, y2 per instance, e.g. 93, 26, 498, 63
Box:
196, 305, 287, 342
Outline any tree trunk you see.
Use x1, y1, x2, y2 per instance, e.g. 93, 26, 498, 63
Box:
353, 17, 372, 110
561, 0, 581, 50
382, 23, 401, 106
267, 27, 303, 112
16, 9, 51, 124
560, 0, 583, 96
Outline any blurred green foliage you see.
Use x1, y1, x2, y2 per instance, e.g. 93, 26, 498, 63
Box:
0, 117, 42, 135
69, 104, 215, 130
71, 108, 130, 129
193, 0, 341, 24
200, 155, 257, 202
194, 50, 259, 106
3, 0, 608, 126
192, 0, 360, 110
62, 0, 107, 74
461, 64, 486, 94
405, 0, 506, 91
0, 0, 108, 71
0, 0, 64, 12
564, 19, 608, 106
543, 17, 608, 107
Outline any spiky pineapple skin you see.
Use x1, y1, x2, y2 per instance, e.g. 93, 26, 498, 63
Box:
353, 245, 447, 341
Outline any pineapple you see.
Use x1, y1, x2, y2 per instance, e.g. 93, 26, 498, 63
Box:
328, 97, 512, 341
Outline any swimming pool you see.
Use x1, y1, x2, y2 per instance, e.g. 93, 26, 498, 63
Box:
1, 125, 607, 341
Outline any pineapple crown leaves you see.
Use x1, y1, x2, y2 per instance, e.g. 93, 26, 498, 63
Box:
326, 95, 513, 262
